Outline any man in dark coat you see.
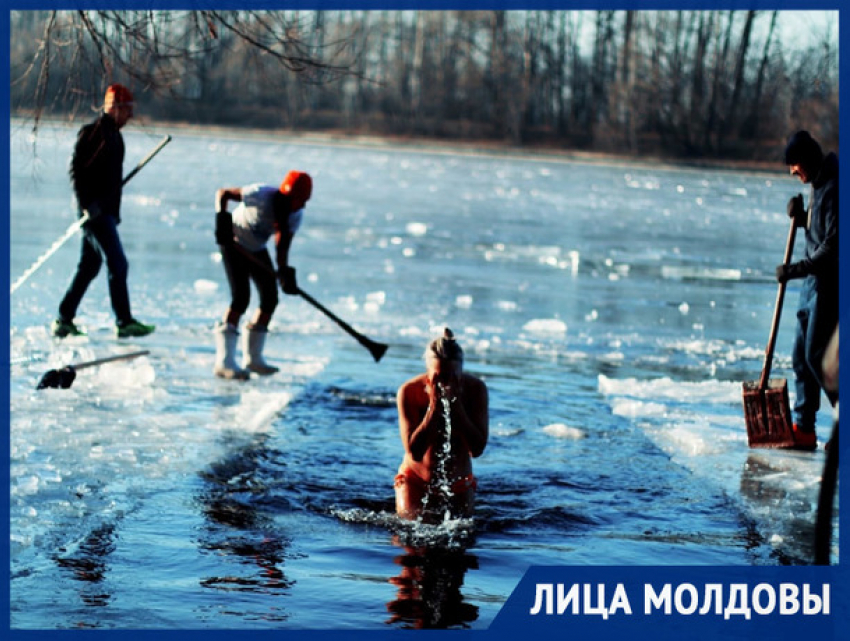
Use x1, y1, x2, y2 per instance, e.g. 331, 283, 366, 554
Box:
777, 130, 838, 450
52, 84, 155, 339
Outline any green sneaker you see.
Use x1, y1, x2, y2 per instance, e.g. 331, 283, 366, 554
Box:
51, 318, 86, 338
116, 319, 156, 339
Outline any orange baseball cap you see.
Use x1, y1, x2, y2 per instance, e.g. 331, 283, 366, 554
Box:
104, 84, 134, 110
280, 171, 313, 211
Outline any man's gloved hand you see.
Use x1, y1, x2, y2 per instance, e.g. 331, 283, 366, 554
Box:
776, 262, 806, 284
279, 266, 299, 295
82, 202, 102, 221
80, 203, 102, 229
787, 194, 806, 227
215, 211, 233, 246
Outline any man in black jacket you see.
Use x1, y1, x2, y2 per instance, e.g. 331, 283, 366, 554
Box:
52, 84, 155, 339
777, 130, 838, 450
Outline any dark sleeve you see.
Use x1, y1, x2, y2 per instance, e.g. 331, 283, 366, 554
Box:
272, 193, 293, 234
801, 180, 838, 279
69, 123, 100, 210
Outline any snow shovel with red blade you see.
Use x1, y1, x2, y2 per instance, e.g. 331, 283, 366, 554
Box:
742, 218, 797, 448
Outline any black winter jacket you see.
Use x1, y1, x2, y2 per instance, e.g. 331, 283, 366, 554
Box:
69, 113, 125, 222
797, 152, 838, 290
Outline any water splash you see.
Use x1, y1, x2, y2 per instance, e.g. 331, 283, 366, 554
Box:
420, 385, 456, 524
331, 507, 474, 550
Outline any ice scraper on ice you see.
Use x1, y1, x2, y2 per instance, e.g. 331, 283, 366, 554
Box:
37, 350, 150, 389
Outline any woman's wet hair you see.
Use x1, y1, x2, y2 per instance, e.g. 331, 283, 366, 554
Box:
425, 327, 464, 366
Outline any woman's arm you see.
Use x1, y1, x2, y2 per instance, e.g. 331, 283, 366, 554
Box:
448, 377, 489, 458
397, 378, 441, 462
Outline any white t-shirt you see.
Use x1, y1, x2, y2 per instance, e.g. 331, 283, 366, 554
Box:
232, 183, 304, 252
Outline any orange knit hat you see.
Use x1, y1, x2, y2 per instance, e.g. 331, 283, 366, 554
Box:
104, 84, 134, 110
280, 171, 313, 211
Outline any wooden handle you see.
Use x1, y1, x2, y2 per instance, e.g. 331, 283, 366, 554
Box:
757, 217, 797, 390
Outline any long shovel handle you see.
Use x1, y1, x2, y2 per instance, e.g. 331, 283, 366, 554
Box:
72, 349, 150, 372
10, 135, 172, 295
121, 135, 172, 185
296, 288, 389, 362
758, 217, 797, 390
229, 243, 388, 362
36, 350, 150, 390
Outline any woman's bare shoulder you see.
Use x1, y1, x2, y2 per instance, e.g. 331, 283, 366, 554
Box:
462, 373, 487, 391
398, 373, 427, 396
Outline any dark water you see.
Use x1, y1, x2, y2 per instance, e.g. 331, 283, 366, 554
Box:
9, 121, 837, 630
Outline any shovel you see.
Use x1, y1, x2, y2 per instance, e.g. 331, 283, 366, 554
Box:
742, 218, 796, 448
297, 288, 388, 363
229, 243, 389, 362
37, 350, 150, 390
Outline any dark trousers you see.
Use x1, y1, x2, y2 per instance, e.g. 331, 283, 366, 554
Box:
58, 214, 132, 324
221, 244, 278, 317
792, 276, 838, 431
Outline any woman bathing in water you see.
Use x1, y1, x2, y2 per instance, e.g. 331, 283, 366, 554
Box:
395, 328, 489, 522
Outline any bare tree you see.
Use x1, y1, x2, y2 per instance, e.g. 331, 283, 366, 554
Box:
10, 9, 839, 160
740, 10, 778, 140
486, 11, 510, 140
719, 10, 755, 149
703, 11, 734, 151
12, 10, 359, 132
590, 10, 615, 141
615, 10, 637, 151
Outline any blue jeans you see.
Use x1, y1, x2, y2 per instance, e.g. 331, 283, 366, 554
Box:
58, 214, 132, 324
792, 276, 838, 431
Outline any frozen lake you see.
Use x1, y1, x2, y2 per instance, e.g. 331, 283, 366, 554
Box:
8, 120, 838, 630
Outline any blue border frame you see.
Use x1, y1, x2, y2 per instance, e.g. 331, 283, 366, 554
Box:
5, 1, 846, 639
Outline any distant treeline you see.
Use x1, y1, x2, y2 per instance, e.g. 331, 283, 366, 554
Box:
10, 10, 839, 161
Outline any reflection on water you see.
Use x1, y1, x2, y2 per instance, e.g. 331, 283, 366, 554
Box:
386, 535, 479, 629
739, 454, 818, 565
739, 455, 795, 507
55, 522, 117, 608
196, 435, 294, 602
198, 532, 293, 594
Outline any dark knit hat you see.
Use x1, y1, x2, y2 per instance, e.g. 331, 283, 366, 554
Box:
784, 130, 823, 167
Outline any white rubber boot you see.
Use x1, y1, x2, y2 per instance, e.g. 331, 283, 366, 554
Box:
213, 323, 249, 380
242, 324, 279, 375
